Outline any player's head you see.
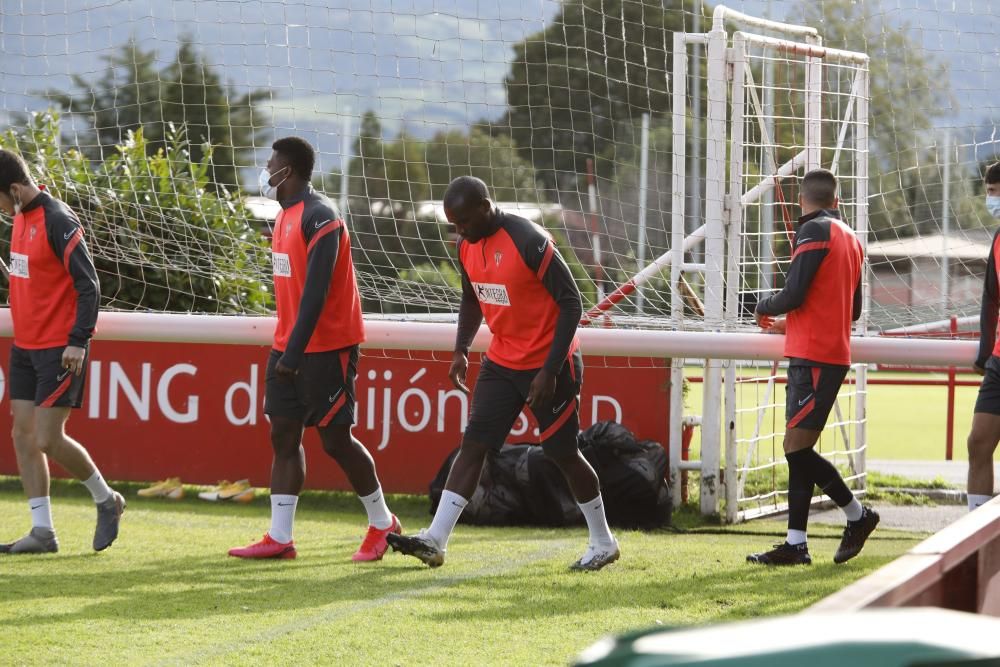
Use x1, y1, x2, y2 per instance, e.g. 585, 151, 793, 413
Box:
985, 161, 1000, 219
262, 136, 315, 199
0, 149, 35, 216
444, 176, 495, 242
799, 168, 838, 216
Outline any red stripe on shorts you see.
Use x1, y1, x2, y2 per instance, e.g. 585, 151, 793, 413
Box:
539, 397, 577, 442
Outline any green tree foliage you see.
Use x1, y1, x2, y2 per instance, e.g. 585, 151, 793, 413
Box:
503, 0, 694, 194
45, 39, 268, 192
424, 129, 539, 202
0, 112, 272, 313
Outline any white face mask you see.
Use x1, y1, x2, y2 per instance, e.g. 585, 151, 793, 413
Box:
987, 195, 1000, 219
258, 166, 290, 200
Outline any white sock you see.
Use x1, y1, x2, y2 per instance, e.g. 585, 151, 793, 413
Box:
269, 494, 298, 544
786, 529, 808, 546
428, 490, 467, 548
578, 494, 616, 546
83, 470, 112, 504
842, 497, 863, 522
359, 487, 393, 530
969, 493, 992, 512
28, 497, 53, 530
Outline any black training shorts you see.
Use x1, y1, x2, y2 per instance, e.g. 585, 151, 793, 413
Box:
463, 350, 584, 457
264, 345, 359, 427
784, 361, 850, 431
974, 355, 1000, 416
9, 344, 88, 409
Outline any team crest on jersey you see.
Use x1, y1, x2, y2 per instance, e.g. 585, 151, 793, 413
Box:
494, 251, 502, 266
29, 226, 36, 241
472, 282, 510, 306
9, 252, 28, 278
272, 251, 291, 278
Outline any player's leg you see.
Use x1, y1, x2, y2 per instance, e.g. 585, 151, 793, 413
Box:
1, 394, 59, 554
30, 347, 123, 552
535, 352, 618, 571
967, 356, 1000, 510
230, 350, 303, 559
387, 359, 522, 567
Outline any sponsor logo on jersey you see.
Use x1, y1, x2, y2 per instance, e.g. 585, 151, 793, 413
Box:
272, 251, 292, 278
473, 282, 511, 306
9, 252, 29, 278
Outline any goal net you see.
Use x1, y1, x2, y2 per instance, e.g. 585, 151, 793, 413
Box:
0, 1, 994, 518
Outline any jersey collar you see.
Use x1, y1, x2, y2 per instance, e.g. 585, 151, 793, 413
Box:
797, 207, 841, 226
278, 184, 313, 210
18, 188, 50, 214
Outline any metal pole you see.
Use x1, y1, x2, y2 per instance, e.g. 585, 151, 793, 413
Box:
339, 110, 352, 218
587, 158, 604, 302
690, 0, 703, 241
941, 130, 951, 318
637, 113, 650, 314
762, 54, 775, 292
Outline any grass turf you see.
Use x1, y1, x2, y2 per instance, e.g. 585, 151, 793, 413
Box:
0, 482, 924, 666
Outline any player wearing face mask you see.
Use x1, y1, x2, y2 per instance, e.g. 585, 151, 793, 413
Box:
966, 162, 1000, 512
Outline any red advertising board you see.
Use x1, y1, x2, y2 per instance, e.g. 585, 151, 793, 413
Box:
0, 340, 669, 494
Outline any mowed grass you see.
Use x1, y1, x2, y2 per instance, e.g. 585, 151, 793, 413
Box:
0, 482, 924, 666
683, 367, 979, 462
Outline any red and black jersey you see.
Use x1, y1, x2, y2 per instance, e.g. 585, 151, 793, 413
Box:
455, 211, 582, 373
976, 228, 1000, 367
9, 189, 99, 349
271, 186, 364, 368
756, 209, 863, 366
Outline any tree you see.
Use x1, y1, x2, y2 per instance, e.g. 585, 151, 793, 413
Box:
794, 0, 950, 239
424, 128, 540, 202
503, 0, 694, 195
45, 38, 267, 192
0, 111, 273, 313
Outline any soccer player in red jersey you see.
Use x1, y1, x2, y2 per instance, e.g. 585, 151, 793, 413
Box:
229, 137, 399, 561
0, 149, 124, 554
387, 176, 619, 571
747, 168, 877, 566
966, 161, 1000, 511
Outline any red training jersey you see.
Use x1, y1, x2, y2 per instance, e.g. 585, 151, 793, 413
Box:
271, 186, 364, 364
9, 189, 99, 349
756, 209, 863, 366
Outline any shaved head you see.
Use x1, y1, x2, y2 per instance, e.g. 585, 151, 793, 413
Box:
444, 176, 489, 212
443, 176, 497, 243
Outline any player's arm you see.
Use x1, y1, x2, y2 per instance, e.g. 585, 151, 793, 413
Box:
976, 233, 1000, 371
279, 216, 343, 371
756, 220, 829, 318
48, 213, 99, 374
450, 245, 482, 393
536, 239, 583, 374
852, 274, 863, 322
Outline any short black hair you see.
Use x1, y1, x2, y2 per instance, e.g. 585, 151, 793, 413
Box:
272, 136, 315, 181
443, 176, 489, 210
800, 168, 838, 207
0, 149, 32, 196
985, 161, 1000, 185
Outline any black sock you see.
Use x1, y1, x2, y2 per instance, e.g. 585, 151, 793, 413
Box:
791, 447, 854, 507
785, 450, 814, 534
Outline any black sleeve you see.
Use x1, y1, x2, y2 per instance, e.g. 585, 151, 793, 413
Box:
756, 220, 829, 317
532, 238, 583, 374
852, 275, 863, 323
454, 253, 483, 355
47, 213, 99, 347
279, 218, 342, 370
978, 234, 1000, 368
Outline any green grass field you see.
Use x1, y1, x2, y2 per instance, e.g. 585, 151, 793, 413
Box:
0, 482, 924, 666
683, 367, 979, 462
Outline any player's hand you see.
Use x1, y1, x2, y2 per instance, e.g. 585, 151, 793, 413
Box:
449, 351, 470, 394
275, 358, 297, 378
767, 318, 787, 334
62, 345, 86, 376
754, 311, 774, 330
974, 362, 986, 376
527, 368, 557, 411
